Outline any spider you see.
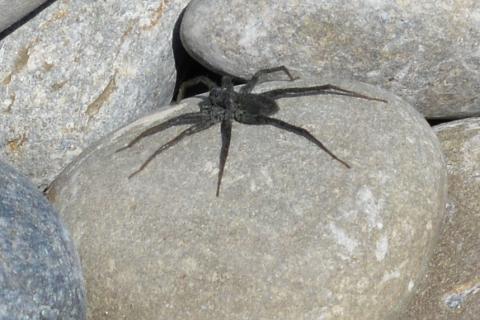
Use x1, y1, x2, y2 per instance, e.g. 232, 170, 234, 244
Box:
116, 66, 387, 196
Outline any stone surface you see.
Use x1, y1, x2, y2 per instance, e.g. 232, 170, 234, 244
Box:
0, 160, 85, 319
0, 0, 49, 33
400, 118, 480, 320
0, 0, 190, 189
181, 0, 480, 119
47, 78, 446, 319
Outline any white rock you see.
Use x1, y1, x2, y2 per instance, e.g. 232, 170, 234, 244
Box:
0, 0, 48, 33
48, 78, 446, 319
181, 0, 480, 119
401, 118, 480, 319
0, 0, 190, 188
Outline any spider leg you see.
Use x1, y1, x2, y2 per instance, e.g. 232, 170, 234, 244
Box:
262, 84, 387, 103
221, 75, 234, 91
216, 119, 232, 196
129, 121, 215, 178
239, 114, 350, 168
116, 112, 207, 153
176, 76, 218, 103
240, 66, 298, 94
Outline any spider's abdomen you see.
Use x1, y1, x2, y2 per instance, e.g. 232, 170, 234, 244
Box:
237, 93, 279, 116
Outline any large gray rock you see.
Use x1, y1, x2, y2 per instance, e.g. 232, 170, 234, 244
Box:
0, 160, 85, 319
400, 118, 480, 320
181, 0, 480, 119
0, 0, 189, 189
0, 0, 49, 33
47, 79, 446, 319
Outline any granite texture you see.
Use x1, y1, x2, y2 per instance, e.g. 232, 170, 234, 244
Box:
47, 78, 446, 319
0, 0, 190, 189
400, 118, 480, 319
0, 0, 49, 33
0, 160, 85, 320
180, 0, 480, 119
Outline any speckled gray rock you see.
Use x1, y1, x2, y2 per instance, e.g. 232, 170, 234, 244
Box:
0, 0, 190, 189
400, 118, 480, 320
47, 79, 446, 319
181, 0, 480, 119
0, 0, 49, 33
0, 160, 85, 319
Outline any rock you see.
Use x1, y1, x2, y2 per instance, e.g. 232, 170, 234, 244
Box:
0, 0, 190, 189
400, 118, 480, 320
0, 0, 49, 33
0, 160, 85, 319
47, 78, 446, 319
180, 0, 480, 119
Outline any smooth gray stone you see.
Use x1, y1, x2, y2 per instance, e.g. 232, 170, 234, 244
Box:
0, 0, 190, 189
180, 0, 480, 119
400, 118, 480, 320
0, 160, 85, 320
47, 79, 446, 320
0, 0, 48, 33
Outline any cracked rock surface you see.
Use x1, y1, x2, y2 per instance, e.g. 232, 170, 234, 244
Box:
400, 118, 480, 320
48, 79, 446, 319
0, 0, 190, 189
0, 160, 85, 320
181, 0, 480, 119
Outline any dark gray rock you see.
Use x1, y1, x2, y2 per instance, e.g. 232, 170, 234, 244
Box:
0, 0, 49, 33
400, 118, 480, 320
47, 78, 446, 319
0, 0, 190, 189
180, 0, 480, 119
0, 160, 85, 319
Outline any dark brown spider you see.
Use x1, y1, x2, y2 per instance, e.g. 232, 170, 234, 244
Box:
116, 66, 386, 196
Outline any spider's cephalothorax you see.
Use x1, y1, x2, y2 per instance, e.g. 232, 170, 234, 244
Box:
116, 66, 387, 196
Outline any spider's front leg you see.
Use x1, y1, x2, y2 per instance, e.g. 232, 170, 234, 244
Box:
176, 76, 218, 103
221, 75, 234, 91
216, 119, 232, 196
262, 84, 387, 103
240, 66, 298, 94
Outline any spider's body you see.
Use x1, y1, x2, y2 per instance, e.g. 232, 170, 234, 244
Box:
204, 91, 277, 128
117, 66, 386, 196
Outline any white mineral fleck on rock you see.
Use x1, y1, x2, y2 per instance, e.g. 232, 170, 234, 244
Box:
328, 223, 359, 256
408, 280, 415, 292
356, 186, 384, 231
375, 234, 389, 262
381, 270, 401, 284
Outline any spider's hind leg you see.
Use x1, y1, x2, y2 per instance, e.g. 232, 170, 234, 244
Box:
240, 66, 299, 94
238, 114, 350, 168
115, 112, 207, 153
128, 121, 215, 178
